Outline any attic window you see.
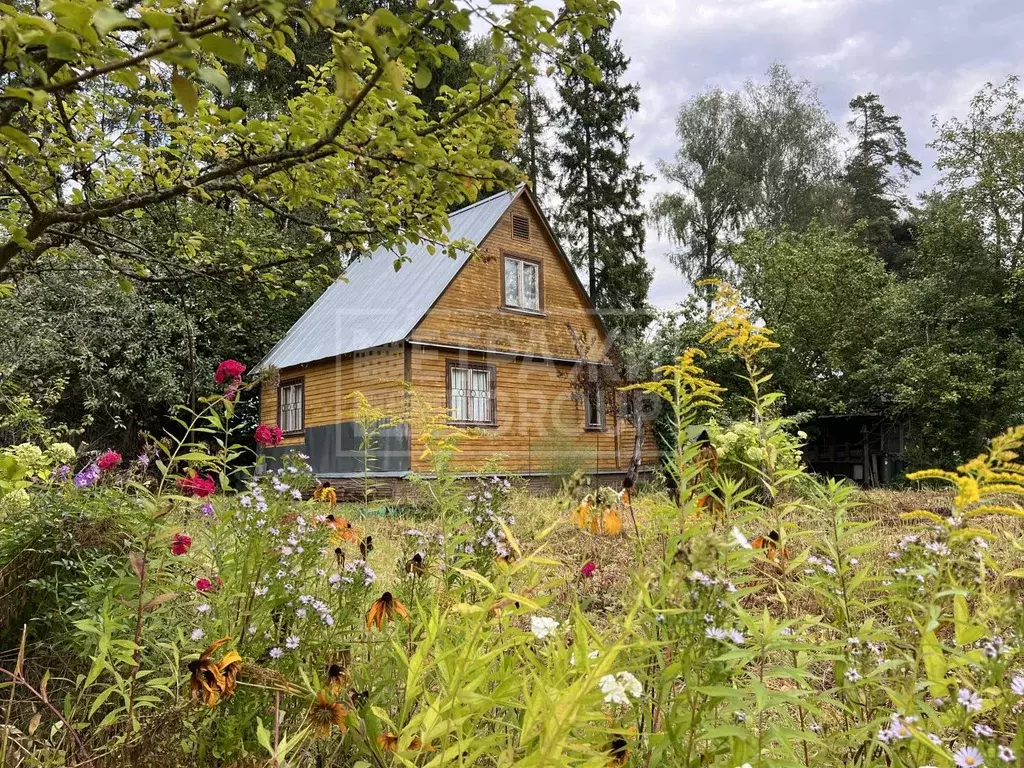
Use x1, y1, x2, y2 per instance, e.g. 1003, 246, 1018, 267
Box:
511, 214, 530, 241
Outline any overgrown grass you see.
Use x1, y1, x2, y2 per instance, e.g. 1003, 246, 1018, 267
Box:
2, 286, 1024, 767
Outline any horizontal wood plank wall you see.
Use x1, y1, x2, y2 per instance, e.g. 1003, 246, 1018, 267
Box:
410, 196, 610, 362
408, 346, 659, 475
260, 344, 406, 446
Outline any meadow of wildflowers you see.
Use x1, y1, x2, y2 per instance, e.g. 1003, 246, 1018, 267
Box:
1, 292, 1023, 767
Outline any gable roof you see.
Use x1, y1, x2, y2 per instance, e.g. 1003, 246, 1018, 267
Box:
256, 185, 610, 371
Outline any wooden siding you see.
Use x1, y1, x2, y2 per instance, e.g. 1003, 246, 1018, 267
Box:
410, 196, 610, 362
407, 346, 659, 475
259, 344, 406, 446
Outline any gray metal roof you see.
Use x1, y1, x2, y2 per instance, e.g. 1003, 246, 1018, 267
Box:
256, 186, 523, 371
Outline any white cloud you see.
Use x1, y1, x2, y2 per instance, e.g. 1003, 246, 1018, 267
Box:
607, 0, 1024, 309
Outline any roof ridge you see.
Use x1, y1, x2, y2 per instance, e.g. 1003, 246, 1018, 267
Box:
449, 184, 523, 220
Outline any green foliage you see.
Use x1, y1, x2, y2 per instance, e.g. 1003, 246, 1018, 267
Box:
0, 0, 618, 283
731, 222, 893, 415
551, 16, 653, 339
843, 93, 920, 272
3, 304, 1024, 766
653, 64, 840, 299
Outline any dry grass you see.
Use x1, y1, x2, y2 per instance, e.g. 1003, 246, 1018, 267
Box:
340, 484, 1022, 625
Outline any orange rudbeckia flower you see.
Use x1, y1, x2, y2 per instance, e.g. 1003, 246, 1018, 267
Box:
327, 514, 359, 544
366, 592, 408, 630
571, 495, 594, 529
188, 638, 241, 707
378, 733, 427, 752
308, 691, 349, 739
595, 508, 622, 537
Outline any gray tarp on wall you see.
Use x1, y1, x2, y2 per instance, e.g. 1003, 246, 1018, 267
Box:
260, 422, 410, 475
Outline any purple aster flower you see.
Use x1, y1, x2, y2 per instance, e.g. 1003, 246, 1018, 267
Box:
199, 501, 215, 517
73, 464, 100, 488
269, 647, 283, 659
54, 464, 71, 481
136, 453, 150, 469
953, 745, 984, 767
1010, 674, 1024, 696
959, 687, 983, 712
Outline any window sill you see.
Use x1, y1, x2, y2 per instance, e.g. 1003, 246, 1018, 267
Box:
499, 305, 546, 318
584, 425, 606, 433
280, 430, 305, 439
448, 421, 499, 429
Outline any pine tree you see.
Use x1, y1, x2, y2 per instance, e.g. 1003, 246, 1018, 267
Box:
551, 20, 652, 340
844, 93, 921, 271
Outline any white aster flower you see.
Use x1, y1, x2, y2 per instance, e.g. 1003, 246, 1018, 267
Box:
530, 616, 559, 640
730, 527, 752, 549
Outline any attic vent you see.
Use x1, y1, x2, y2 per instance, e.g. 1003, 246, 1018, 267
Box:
511, 213, 530, 241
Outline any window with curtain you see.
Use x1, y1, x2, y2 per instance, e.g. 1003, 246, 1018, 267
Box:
447, 362, 496, 425
278, 380, 304, 433
503, 256, 540, 312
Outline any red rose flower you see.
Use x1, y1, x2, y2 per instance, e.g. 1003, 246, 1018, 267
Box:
254, 424, 283, 448
97, 450, 122, 471
580, 561, 597, 578
177, 473, 216, 498
171, 533, 192, 556
214, 359, 246, 385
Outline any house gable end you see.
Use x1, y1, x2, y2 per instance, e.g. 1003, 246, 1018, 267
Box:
409, 188, 612, 363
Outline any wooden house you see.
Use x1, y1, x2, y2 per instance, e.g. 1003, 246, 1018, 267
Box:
256, 185, 658, 496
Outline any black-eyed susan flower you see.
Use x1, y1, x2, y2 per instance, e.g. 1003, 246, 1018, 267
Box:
366, 591, 408, 630
327, 662, 348, 696
307, 691, 349, 739
188, 638, 236, 707
377, 733, 426, 752
219, 649, 243, 698
405, 552, 424, 577
359, 535, 374, 559
604, 736, 629, 766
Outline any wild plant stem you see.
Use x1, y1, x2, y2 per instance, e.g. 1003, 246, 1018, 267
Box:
126, 524, 156, 726
0, 664, 91, 764
273, 689, 281, 767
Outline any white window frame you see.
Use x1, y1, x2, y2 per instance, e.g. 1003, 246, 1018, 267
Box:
447, 361, 496, 426
502, 255, 541, 313
278, 379, 304, 434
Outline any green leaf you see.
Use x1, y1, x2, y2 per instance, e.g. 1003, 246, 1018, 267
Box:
117, 276, 134, 293
46, 31, 80, 61
140, 10, 175, 30
199, 67, 230, 96
200, 35, 246, 66
953, 595, 985, 646
0, 126, 38, 155
921, 631, 947, 697
414, 66, 432, 90
92, 7, 131, 35
171, 73, 198, 116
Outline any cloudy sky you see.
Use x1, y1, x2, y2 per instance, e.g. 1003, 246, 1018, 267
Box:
610, 0, 1024, 309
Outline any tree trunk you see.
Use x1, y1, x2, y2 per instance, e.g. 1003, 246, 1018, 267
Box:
526, 80, 538, 191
